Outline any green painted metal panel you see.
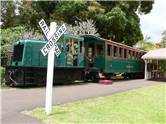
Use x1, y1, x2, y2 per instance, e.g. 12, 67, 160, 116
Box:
105, 58, 144, 73
11, 34, 84, 68
94, 56, 105, 69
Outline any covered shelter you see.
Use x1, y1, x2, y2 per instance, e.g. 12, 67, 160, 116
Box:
142, 48, 166, 80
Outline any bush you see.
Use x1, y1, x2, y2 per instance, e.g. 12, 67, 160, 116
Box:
0, 66, 5, 83
159, 60, 166, 72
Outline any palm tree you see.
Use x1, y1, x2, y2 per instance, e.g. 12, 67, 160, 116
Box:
135, 35, 156, 51
160, 30, 166, 48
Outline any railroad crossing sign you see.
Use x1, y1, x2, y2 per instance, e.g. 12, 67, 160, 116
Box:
39, 19, 66, 56
38, 19, 66, 115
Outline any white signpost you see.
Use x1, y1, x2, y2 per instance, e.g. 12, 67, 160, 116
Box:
38, 19, 66, 115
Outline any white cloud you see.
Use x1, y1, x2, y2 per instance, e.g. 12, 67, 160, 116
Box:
139, 0, 166, 43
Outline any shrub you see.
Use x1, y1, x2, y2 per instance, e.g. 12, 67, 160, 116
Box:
0, 66, 5, 84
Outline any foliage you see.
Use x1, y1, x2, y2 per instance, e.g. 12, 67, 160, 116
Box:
0, 26, 43, 66
1, 26, 25, 46
0, 1, 20, 28
1, 1, 154, 46
0, 66, 5, 83
160, 30, 166, 48
159, 60, 166, 72
0, 26, 25, 62
63, 19, 99, 36
139, 1, 154, 14
24, 84, 165, 124
135, 35, 156, 51
18, 1, 60, 30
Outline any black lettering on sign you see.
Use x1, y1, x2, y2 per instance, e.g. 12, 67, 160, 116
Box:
54, 33, 59, 41
61, 24, 66, 32
56, 31, 60, 38
45, 29, 49, 36
58, 28, 62, 34
46, 43, 50, 50
55, 48, 58, 52
51, 36, 56, 45
43, 26, 47, 31
54, 44, 58, 49
39, 20, 44, 26
43, 47, 47, 54
51, 36, 55, 42
49, 40, 53, 47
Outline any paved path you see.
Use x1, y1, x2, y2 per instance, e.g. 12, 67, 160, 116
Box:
1, 79, 160, 124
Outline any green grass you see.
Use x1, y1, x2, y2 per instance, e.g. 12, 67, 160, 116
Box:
23, 84, 166, 124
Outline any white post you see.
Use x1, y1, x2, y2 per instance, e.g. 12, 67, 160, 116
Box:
45, 22, 57, 115
144, 60, 148, 80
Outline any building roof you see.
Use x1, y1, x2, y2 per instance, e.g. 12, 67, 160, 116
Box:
142, 48, 166, 60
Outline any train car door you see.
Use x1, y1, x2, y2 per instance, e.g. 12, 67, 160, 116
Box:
65, 38, 81, 67
94, 43, 105, 69
25, 44, 32, 66
85, 42, 95, 67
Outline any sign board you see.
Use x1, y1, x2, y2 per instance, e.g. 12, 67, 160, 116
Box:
39, 19, 66, 56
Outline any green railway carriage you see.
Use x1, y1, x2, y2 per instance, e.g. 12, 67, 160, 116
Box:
11, 34, 84, 68
5, 34, 85, 86
83, 35, 145, 78
5, 34, 145, 86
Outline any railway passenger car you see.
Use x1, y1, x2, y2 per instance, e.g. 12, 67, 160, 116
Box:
5, 34, 145, 86
83, 35, 145, 79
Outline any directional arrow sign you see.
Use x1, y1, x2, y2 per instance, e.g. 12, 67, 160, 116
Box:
39, 19, 66, 56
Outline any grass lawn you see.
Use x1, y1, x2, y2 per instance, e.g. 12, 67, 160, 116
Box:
23, 83, 166, 124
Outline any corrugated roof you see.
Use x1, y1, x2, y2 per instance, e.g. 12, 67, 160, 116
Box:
142, 48, 166, 60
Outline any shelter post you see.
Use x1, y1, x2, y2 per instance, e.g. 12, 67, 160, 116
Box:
144, 60, 148, 80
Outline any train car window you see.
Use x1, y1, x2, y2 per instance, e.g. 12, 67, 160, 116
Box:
134, 51, 137, 60
73, 42, 78, 55
107, 44, 111, 56
124, 49, 127, 58
80, 41, 82, 53
136, 52, 139, 60
13, 44, 24, 61
131, 51, 133, 59
119, 47, 122, 58
97, 44, 103, 56
128, 50, 131, 59
131, 51, 134, 60
88, 43, 95, 56
113, 46, 117, 57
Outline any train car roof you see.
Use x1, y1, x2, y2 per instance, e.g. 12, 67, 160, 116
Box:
81, 34, 145, 53
64, 34, 84, 40
15, 39, 47, 44
15, 34, 84, 44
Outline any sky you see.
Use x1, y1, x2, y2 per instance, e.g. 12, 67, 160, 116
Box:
139, 0, 166, 43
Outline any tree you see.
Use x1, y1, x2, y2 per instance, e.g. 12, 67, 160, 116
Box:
18, 1, 59, 30
93, 1, 153, 46
58, 19, 99, 36
1, 1, 154, 46
0, 26, 43, 66
0, 1, 20, 28
160, 30, 166, 48
135, 35, 156, 51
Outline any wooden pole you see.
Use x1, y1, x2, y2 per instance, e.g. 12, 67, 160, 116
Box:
144, 60, 148, 80
45, 22, 57, 115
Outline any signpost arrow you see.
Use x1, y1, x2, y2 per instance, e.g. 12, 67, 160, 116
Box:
38, 19, 66, 115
